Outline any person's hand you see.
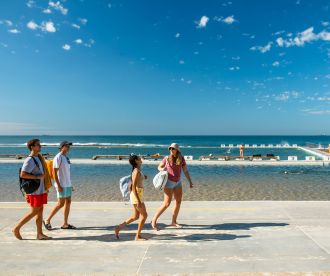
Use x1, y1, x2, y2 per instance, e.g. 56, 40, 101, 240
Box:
37, 174, 44, 180
58, 186, 63, 193
189, 182, 194, 188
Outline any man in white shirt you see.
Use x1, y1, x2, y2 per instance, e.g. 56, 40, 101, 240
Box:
44, 141, 76, 230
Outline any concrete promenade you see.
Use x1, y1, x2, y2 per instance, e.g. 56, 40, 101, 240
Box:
1, 201, 330, 275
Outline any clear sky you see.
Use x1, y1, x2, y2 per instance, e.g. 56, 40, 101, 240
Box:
0, 0, 329, 135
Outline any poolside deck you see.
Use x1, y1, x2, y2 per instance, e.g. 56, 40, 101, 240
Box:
1, 201, 330, 275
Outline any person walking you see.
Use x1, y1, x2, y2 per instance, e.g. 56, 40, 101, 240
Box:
44, 141, 76, 230
151, 143, 193, 230
13, 139, 52, 240
115, 155, 148, 241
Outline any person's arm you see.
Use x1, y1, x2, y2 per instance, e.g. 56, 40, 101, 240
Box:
183, 165, 193, 188
20, 171, 44, 180
53, 168, 63, 192
158, 157, 167, 171
53, 156, 63, 192
132, 170, 142, 206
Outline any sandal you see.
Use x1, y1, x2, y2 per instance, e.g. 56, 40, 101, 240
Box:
61, 224, 76, 230
43, 220, 52, 231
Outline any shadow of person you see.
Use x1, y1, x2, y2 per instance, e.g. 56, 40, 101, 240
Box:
176, 222, 289, 231
151, 233, 251, 242
52, 232, 175, 242
72, 223, 168, 231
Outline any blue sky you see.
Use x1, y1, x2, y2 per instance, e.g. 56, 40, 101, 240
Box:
0, 0, 330, 135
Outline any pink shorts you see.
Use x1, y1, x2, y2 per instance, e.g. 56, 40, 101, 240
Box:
26, 193, 48, 207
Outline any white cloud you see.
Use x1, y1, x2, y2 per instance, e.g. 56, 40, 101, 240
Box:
62, 44, 71, 51
26, 0, 35, 8
214, 15, 237, 24
0, 19, 13, 26
179, 60, 185, 64
196, 16, 209, 28
223, 15, 236, 24
43, 8, 52, 14
41, 21, 56, 33
78, 18, 88, 25
232, 56, 240, 60
275, 91, 300, 101
27, 20, 38, 30
48, 1, 68, 15
8, 29, 20, 34
322, 21, 329, 27
72, 23, 80, 29
83, 39, 95, 48
250, 42, 272, 53
272, 61, 280, 67
75, 38, 83, 44
276, 27, 330, 48
275, 92, 290, 101
229, 66, 240, 71
175, 33, 180, 38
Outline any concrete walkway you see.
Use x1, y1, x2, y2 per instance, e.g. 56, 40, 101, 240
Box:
1, 201, 330, 275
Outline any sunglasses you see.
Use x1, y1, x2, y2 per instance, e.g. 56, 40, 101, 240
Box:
169, 148, 177, 151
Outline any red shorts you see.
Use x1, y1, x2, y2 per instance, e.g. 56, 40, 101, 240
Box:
26, 193, 48, 207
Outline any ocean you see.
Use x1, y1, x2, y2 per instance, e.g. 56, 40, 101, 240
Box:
0, 135, 329, 201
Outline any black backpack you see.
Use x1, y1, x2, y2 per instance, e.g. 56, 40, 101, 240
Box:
19, 156, 41, 196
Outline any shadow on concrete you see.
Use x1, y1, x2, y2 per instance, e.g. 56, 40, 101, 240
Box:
177, 222, 290, 230
52, 232, 251, 242
52, 222, 288, 242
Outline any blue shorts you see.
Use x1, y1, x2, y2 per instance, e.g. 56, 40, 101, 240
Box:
56, 187, 73, 199
165, 180, 182, 189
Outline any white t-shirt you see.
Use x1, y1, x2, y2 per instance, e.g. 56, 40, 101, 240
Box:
53, 153, 72, 188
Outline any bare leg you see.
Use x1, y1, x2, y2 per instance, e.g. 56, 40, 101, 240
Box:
151, 188, 173, 230
12, 206, 40, 240
135, 203, 148, 241
172, 187, 183, 227
45, 198, 65, 224
115, 207, 140, 239
36, 206, 51, 240
63, 197, 71, 227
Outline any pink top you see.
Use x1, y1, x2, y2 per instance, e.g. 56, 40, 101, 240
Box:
161, 156, 186, 182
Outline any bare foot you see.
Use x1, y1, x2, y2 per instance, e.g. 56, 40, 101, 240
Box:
37, 234, 52, 240
171, 223, 183, 228
12, 228, 22, 240
151, 220, 160, 231
115, 226, 120, 239
135, 235, 148, 241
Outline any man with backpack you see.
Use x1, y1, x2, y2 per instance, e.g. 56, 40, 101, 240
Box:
12, 139, 52, 240
43, 141, 76, 230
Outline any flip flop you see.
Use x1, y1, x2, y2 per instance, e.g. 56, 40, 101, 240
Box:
61, 224, 76, 230
43, 220, 52, 231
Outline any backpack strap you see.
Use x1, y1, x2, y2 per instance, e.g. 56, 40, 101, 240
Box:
29, 156, 41, 171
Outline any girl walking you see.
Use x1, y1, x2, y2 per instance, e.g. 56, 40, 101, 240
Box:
115, 155, 148, 241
